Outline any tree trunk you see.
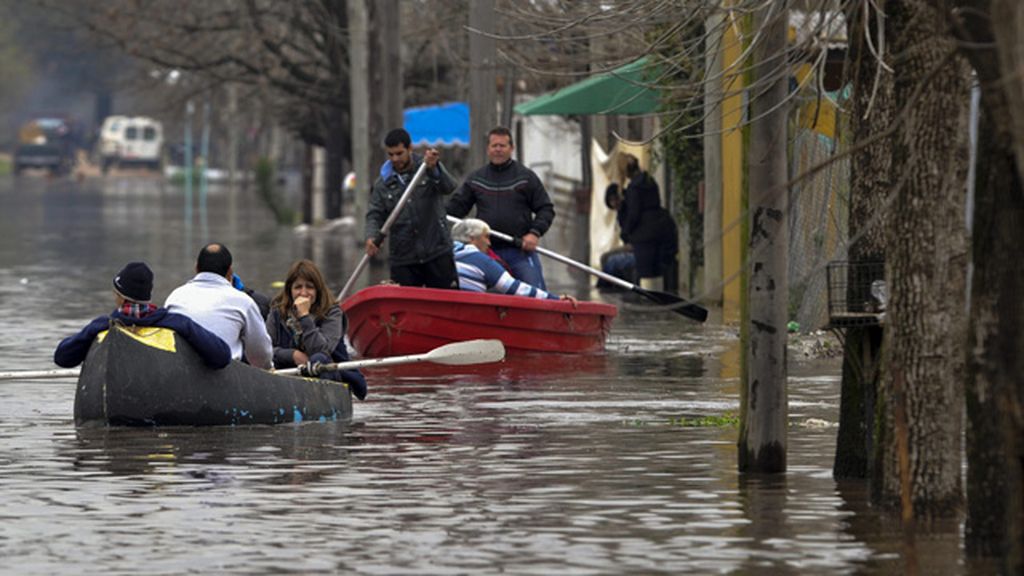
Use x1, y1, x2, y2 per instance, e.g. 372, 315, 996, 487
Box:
738, 1, 788, 474
324, 0, 349, 220
876, 0, 970, 522
368, 0, 403, 178
834, 2, 894, 480
325, 104, 348, 220
469, 0, 497, 168
944, 0, 1024, 568
963, 96, 1024, 569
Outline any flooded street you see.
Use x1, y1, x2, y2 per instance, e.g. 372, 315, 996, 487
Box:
0, 175, 967, 574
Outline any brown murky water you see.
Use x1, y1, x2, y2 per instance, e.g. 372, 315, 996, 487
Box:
0, 175, 970, 574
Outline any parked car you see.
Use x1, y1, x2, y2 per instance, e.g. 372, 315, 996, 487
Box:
97, 116, 164, 172
13, 117, 78, 176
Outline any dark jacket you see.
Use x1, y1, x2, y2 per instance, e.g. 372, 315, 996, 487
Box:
446, 159, 555, 250
366, 154, 457, 267
266, 306, 367, 400
266, 306, 347, 368
54, 308, 232, 369
619, 171, 666, 244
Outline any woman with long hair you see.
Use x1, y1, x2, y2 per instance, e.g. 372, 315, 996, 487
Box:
265, 259, 367, 400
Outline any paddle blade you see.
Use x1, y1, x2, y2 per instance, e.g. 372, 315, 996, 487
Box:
632, 287, 709, 323
423, 339, 506, 365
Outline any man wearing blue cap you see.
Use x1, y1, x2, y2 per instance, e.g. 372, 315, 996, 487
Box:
55, 261, 231, 369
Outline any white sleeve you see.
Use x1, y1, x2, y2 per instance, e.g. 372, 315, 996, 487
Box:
241, 300, 273, 369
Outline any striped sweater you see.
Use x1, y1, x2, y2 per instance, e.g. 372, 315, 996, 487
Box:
453, 242, 557, 300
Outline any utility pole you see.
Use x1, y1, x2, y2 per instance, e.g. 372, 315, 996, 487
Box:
739, 1, 789, 474
469, 0, 497, 167
348, 0, 370, 227
703, 11, 724, 305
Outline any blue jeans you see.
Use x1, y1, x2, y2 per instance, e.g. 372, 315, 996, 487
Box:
493, 247, 546, 290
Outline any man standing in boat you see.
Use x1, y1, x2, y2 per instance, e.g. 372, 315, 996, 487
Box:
165, 243, 273, 369
54, 261, 231, 369
364, 128, 459, 289
447, 126, 555, 289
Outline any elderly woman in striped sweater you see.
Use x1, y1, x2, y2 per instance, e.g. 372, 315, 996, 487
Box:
451, 218, 576, 304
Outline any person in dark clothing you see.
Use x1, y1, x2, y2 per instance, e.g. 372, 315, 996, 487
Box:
617, 155, 679, 282
596, 183, 637, 287
365, 128, 458, 289
232, 273, 271, 319
54, 262, 231, 369
265, 259, 368, 400
446, 126, 555, 289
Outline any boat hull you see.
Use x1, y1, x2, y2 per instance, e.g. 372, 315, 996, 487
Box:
341, 285, 617, 357
74, 326, 353, 427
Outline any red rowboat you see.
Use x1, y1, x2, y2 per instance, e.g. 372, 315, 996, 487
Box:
341, 285, 617, 357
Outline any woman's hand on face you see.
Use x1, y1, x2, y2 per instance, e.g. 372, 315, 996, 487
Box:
294, 295, 312, 318
292, 349, 309, 365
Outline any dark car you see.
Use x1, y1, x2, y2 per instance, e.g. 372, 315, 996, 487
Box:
14, 117, 79, 176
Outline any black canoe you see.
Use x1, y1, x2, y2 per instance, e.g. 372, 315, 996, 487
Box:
74, 325, 353, 427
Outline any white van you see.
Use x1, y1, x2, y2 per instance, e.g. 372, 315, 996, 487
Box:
98, 116, 164, 171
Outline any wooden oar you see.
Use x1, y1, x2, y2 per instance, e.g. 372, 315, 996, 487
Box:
336, 161, 429, 302
446, 215, 708, 323
275, 338, 506, 376
0, 368, 81, 381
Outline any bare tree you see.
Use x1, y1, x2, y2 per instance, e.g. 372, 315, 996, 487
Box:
833, 0, 892, 480
57, 0, 353, 218
940, 0, 1024, 569
876, 0, 970, 521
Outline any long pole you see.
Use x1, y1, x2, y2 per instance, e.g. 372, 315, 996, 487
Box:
337, 162, 430, 301
0, 368, 80, 381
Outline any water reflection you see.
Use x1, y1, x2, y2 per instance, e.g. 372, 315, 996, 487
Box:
67, 423, 361, 485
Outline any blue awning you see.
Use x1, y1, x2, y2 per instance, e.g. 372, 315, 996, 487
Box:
404, 102, 470, 147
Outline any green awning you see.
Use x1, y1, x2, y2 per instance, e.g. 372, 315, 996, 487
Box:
514, 58, 662, 116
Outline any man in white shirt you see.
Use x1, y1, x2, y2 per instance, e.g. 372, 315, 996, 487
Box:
165, 243, 273, 369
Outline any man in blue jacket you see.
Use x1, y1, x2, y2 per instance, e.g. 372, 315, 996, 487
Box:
54, 262, 231, 369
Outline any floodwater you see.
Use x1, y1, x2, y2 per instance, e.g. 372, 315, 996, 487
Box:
0, 174, 971, 574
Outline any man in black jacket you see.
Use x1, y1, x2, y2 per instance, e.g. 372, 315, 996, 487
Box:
365, 128, 458, 288
447, 126, 555, 289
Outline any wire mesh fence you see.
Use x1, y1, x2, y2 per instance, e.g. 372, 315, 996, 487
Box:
825, 260, 886, 327
788, 119, 850, 331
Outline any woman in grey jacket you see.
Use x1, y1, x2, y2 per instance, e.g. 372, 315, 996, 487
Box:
265, 260, 367, 400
